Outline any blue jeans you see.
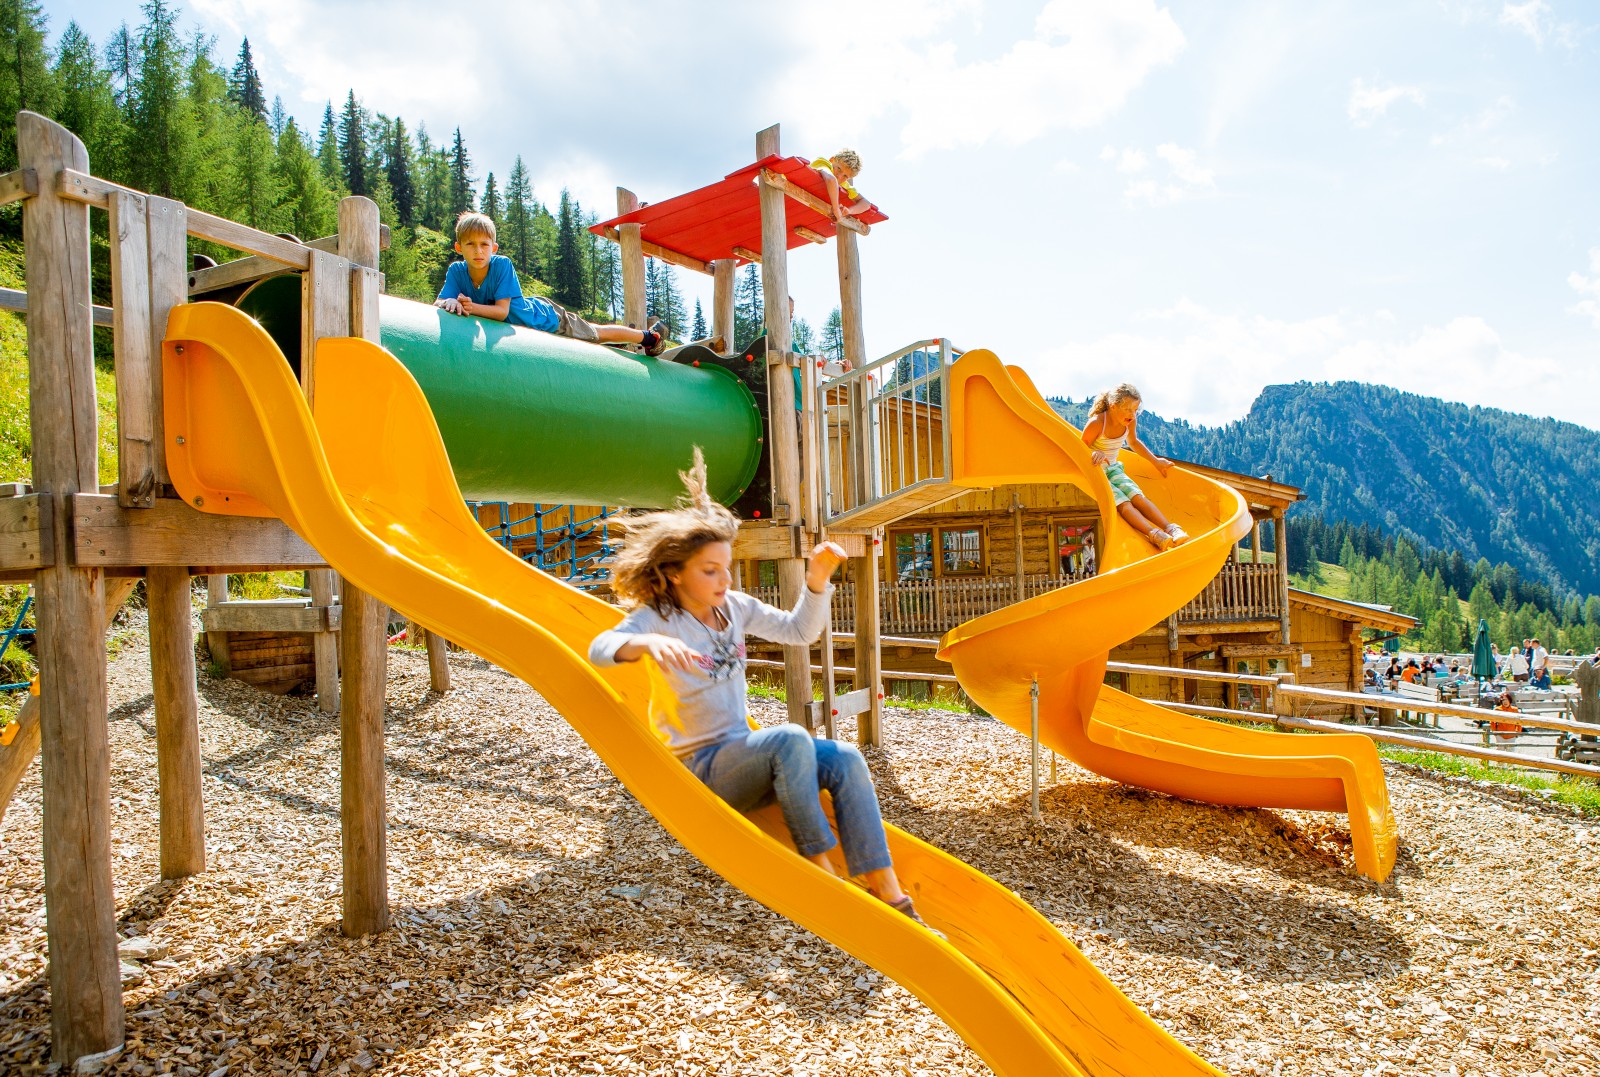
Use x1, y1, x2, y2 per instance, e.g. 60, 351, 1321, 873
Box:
687, 724, 893, 876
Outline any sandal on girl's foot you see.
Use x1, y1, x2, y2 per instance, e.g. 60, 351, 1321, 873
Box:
1147, 527, 1173, 550
1165, 523, 1191, 546
889, 896, 947, 940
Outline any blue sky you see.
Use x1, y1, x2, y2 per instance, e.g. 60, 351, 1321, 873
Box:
46, 0, 1600, 429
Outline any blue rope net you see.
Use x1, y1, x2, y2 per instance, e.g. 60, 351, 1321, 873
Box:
466, 502, 619, 589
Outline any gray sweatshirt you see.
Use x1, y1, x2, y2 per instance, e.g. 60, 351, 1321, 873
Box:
588, 586, 833, 758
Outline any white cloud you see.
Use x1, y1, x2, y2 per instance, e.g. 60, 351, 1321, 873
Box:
1105, 143, 1214, 206
1569, 248, 1600, 330
1029, 300, 1592, 428
1347, 78, 1425, 126
1500, 1, 1551, 43
779, 0, 1186, 157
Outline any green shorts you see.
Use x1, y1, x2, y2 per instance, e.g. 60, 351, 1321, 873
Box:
1104, 461, 1142, 505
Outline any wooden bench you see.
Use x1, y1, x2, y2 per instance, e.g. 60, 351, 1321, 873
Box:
1393, 679, 1443, 727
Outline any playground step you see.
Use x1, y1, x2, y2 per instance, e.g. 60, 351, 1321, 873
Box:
827, 480, 967, 531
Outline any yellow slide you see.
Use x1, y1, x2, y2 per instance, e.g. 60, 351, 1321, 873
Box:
936, 352, 1397, 882
162, 304, 1226, 1077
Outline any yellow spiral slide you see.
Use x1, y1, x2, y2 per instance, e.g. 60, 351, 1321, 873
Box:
936, 354, 1397, 883
162, 303, 1228, 1077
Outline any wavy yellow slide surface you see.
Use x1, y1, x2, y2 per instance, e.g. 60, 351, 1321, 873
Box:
936, 352, 1397, 882
161, 304, 1226, 1077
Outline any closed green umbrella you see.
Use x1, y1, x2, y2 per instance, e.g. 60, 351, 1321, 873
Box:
1471, 618, 1497, 692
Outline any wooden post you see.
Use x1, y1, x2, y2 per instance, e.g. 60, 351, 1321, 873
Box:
108, 190, 156, 507
425, 629, 450, 692
147, 566, 204, 878
204, 574, 230, 673
712, 259, 735, 352
617, 188, 646, 330
1250, 517, 1261, 563
144, 194, 185, 491
1273, 509, 1291, 645
756, 125, 811, 729
835, 210, 882, 741
336, 196, 390, 936
20, 110, 124, 1066
302, 246, 349, 714
1011, 495, 1025, 603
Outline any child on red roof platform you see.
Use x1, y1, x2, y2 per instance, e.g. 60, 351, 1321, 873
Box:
811, 150, 871, 231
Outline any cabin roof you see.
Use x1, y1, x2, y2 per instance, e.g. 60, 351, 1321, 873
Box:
589, 156, 889, 269
1176, 460, 1304, 513
1289, 587, 1417, 632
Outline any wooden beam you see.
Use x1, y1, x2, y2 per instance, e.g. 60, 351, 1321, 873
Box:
760, 168, 868, 235
617, 188, 646, 329
21, 110, 125, 1066
852, 547, 884, 746
426, 630, 450, 692
147, 566, 205, 879
337, 195, 390, 937
186, 227, 392, 296
0, 577, 139, 825
70, 494, 323, 568
204, 575, 231, 674
1274, 510, 1291, 645
201, 602, 339, 633
793, 225, 828, 244
593, 225, 711, 276
0, 285, 114, 326
0, 166, 38, 205
0, 494, 53, 570
58, 169, 312, 268
731, 245, 762, 264
108, 189, 157, 507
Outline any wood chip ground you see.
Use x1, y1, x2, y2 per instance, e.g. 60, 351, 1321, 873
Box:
4, 612, 1598, 1075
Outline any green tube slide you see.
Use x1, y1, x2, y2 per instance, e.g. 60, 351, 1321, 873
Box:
234, 276, 763, 509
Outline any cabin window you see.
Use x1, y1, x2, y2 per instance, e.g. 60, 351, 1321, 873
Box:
756, 560, 778, 588
892, 530, 934, 581
1054, 521, 1097, 577
940, 527, 984, 576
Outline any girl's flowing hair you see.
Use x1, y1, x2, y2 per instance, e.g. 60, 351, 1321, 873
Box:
1087, 382, 1142, 421
609, 448, 740, 616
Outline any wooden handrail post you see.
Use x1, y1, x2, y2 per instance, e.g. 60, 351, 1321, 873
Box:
617, 188, 646, 329
1273, 509, 1291, 644
20, 110, 125, 1065
336, 195, 390, 936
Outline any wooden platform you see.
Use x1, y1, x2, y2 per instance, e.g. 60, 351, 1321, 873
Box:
827, 480, 967, 530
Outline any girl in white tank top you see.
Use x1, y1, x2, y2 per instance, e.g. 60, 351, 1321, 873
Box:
1082, 383, 1190, 551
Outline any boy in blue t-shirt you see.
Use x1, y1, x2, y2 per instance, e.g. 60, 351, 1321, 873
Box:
436, 212, 666, 355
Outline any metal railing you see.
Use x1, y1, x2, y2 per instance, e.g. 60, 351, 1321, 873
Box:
818, 337, 961, 522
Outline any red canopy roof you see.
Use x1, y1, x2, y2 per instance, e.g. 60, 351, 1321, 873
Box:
590, 155, 888, 269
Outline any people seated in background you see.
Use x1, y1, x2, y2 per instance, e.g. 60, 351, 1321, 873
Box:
1401, 659, 1420, 684
1530, 666, 1553, 690
1490, 692, 1522, 741
437, 212, 667, 355
1385, 657, 1403, 685
1449, 660, 1462, 677
1363, 667, 1379, 688
1432, 656, 1449, 677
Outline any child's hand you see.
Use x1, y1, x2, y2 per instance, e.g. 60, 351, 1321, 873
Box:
458, 297, 479, 317
640, 634, 705, 673
1090, 449, 1110, 467
436, 297, 465, 316
1153, 456, 1172, 476
805, 542, 848, 592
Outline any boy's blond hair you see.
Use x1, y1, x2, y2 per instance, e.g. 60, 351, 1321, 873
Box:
1088, 383, 1142, 421
609, 449, 739, 616
831, 149, 862, 174
455, 211, 497, 242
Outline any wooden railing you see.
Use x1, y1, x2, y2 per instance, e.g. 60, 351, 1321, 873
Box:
1177, 560, 1282, 624
752, 559, 1284, 636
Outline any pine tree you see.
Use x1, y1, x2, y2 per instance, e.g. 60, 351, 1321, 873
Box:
269, 94, 285, 136
644, 257, 661, 320
657, 262, 687, 338
447, 127, 474, 218
315, 102, 342, 189
386, 117, 415, 225
734, 262, 763, 345
104, 22, 135, 104
0, 0, 59, 169
552, 188, 583, 309
821, 307, 844, 360
227, 37, 265, 119
504, 155, 536, 277
275, 118, 336, 240
480, 171, 501, 224
692, 298, 706, 341
338, 89, 367, 195
232, 109, 284, 231
791, 315, 815, 356
129, 0, 195, 199
53, 21, 124, 171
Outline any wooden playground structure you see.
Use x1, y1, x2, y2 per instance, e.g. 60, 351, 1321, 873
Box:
0, 113, 898, 1064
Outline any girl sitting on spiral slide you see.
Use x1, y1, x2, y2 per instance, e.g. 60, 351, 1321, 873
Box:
1081, 383, 1190, 550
